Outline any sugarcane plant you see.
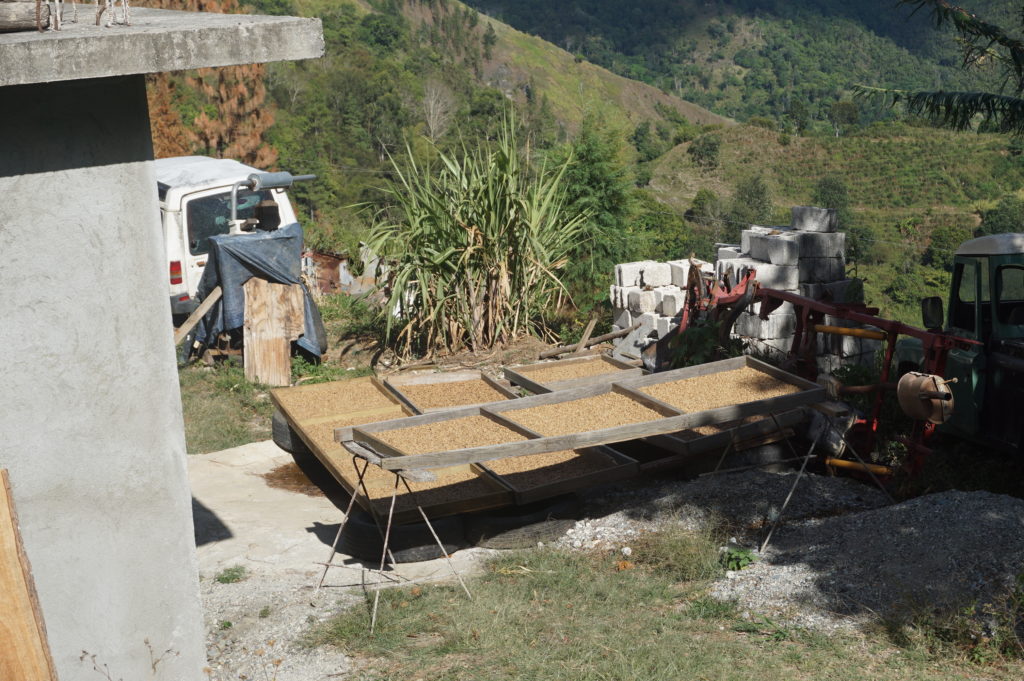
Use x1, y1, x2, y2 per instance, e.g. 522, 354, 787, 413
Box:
365, 117, 589, 357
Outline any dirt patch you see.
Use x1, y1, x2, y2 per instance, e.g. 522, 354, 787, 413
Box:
504, 392, 664, 436
639, 367, 799, 413
260, 462, 323, 497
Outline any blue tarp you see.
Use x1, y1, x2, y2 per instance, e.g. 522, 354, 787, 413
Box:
194, 223, 326, 357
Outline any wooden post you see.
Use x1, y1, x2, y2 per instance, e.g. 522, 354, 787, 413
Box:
1, 470, 58, 681
243, 278, 305, 386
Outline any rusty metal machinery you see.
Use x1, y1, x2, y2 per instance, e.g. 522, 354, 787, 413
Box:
896, 372, 956, 424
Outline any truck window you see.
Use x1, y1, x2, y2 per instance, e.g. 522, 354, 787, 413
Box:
951, 260, 977, 333
185, 189, 277, 255
997, 265, 1024, 324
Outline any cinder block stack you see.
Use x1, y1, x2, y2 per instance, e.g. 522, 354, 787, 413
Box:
610, 258, 714, 340
607, 205, 880, 374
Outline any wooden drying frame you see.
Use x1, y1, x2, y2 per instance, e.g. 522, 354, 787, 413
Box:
475, 444, 639, 505
341, 356, 824, 471
382, 369, 519, 413
504, 354, 643, 394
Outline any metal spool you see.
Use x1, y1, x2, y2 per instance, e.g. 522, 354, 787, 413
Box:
897, 372, 955, 424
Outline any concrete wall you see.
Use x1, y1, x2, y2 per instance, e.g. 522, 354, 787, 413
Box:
0, 76, 205, 680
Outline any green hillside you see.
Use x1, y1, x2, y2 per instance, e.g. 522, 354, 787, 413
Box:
464, 0, 1011, 125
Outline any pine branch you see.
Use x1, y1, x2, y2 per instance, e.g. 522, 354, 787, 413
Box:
856, 85, 1024, 134
898, 0, 1024, 92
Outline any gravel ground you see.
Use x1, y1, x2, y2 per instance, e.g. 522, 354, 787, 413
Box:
201, 570, 360, 681
555, 470, 1024, 634
712, 489, 1024, 631
556, 469, 889, 550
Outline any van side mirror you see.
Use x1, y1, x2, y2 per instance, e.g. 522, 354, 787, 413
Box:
921, 296, 944, 330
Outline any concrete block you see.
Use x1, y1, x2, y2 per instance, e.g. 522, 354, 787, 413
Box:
816, 353, 845, 376
613, 319, 656, 360
651, 288, 666, 313
761, 313, 796, 339
824, 278, 864, 303
743, 337, 791, 361
668, 259, 690, 287
751, 300, 795, 317
718, 245, 743, 260
618, 285, 640, 309
612, 307, 632, 329
740, 226, 777, 254
641, 262, 672, 287
733, 311, 761, 337
668, 258, 712, 288
797, 231, 845, 258
609, 284, 618, 307
792, 206, 838, 233
637, 312, 660, 329
753, 263, 799, 290
661, 288, 686, 316
747, 232, 799, 265
616, 260, 654, 287
627, 289, 658, 314
657, 315, 680, 338
798, 256, 846, 283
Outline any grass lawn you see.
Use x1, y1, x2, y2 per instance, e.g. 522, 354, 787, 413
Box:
312, 526, 1024, 681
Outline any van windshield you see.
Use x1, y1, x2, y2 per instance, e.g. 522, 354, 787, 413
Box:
186, 189, 279, 255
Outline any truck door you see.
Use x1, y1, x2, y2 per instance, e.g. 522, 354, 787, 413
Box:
944, 257, 986, 439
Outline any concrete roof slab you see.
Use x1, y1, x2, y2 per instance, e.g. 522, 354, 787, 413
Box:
0, 8, 323, 87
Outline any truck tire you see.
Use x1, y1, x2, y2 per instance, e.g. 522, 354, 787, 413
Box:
465, 495, 582, 550
271, 409, 312, 456
336, 509, 468, 563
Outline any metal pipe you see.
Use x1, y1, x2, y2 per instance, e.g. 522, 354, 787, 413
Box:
814, 324, 887, 340
229, 179, 249, 222
824, 457, 893, 477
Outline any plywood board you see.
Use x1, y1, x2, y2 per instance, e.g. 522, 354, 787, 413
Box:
243, 279, 304, 386
1, 470, 58, 681
345, 357, 824, 471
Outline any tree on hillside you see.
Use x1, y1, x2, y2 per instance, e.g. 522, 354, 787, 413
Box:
556, 113, 637, 308
729, 174, 774, 240
859, 0, 1024, 134
687, 133, 721, 170
140, 0, 277, 167
981, 194, 1024, 235
811, 175, 875, 263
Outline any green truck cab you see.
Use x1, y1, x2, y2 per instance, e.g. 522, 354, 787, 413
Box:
895, 234, 1024, 450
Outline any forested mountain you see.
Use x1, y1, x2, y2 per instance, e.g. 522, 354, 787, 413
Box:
463, 0, 1014, 125
148, 0, 1024, 326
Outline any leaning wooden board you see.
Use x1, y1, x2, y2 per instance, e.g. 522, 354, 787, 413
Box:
342, 356, 824, 471
1, 470, 58, 681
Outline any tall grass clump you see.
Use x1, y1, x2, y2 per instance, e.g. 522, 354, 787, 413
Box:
366, 117, 588, 357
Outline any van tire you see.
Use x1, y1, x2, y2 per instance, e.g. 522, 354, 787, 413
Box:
465, 495, 582, 550
272, 409, 311, 456
336, 509, 467, 563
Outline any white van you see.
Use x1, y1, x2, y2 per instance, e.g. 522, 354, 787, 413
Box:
154, 156, 300, 322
